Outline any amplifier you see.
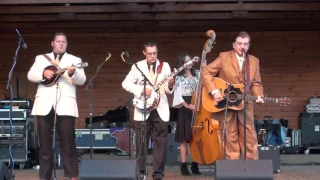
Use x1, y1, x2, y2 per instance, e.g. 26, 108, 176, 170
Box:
258, 145, 280, 173
75, 129, 116, 149
0, 100, 31, 109
299, 113, 320, 145
0, 148, 28, 162
309, 97, 320, 104
0, 109, 29, 120
306, 104, 320, 113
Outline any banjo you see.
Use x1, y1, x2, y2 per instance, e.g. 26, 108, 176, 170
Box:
133, 57, 199, 113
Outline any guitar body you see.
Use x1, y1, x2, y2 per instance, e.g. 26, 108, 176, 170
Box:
202, 77, 291, 113
202, 77, 245, 113
132, 84, 160, 113
41, 62, 88, 87
41, 65, 64, 87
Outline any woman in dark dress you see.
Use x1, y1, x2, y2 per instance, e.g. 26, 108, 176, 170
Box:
172, 53, 201, 176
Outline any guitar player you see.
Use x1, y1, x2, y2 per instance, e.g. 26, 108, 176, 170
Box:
122, 42, 174, 180
27, 32, 86, 180
201, 31, 265, 160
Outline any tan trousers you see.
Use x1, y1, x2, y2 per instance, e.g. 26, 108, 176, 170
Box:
219, 111, 258, 160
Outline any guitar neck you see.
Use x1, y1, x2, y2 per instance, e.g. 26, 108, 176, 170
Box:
246, 95, 278, 103
154, 62, 189, 91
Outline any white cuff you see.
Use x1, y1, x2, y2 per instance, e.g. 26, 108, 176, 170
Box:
210, 89, 220, 95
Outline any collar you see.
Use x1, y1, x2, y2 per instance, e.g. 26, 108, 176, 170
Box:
53, 52, 65, 60
147, 60, 157, 70
235, 53, 243, 61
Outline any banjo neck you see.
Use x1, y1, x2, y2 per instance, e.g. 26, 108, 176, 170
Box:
154, 58, 197, 91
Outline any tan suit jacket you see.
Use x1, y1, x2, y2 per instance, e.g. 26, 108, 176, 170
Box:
201, 50, 263, 124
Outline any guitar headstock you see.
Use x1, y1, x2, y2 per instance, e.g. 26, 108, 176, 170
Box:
277, 97, 291, 106
77, 62, 89, 68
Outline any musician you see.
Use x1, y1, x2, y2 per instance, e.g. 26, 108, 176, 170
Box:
201, 31, 264, 160
27, 32, 86, 180
172, 53, 201, 176
122, 42, 174, 180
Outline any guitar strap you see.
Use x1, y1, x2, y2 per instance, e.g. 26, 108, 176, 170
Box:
245, 54, 250, 93
154, 61, 164, 84
42, 54, 60, 67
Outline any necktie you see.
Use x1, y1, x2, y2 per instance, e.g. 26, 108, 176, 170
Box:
53, 54, 60, 67
239, 57, 243, 70
149, 64, 155, 84
55, 54, 60, 65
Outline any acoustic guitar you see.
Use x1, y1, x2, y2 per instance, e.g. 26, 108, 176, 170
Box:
41, 62, 88, 87
202, 77, 291, 113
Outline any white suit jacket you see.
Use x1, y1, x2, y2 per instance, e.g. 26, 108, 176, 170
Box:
122, 59, 173, 121
27, 52, 86, 117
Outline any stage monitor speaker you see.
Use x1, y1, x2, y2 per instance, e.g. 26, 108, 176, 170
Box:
0, 161, 10, 180
79, 159, 140, 180
215, 160, 273, 180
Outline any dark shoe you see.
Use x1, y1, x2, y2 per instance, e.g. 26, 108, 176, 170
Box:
191, 162, 201, 175
180, 162, 191, 176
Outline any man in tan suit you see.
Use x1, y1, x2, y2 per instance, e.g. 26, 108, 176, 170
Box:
201, 31, 264, 160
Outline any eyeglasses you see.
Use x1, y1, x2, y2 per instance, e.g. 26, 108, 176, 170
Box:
146, 52, 157, 56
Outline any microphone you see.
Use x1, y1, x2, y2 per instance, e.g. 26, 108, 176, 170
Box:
242, 49, 246, 55
15, 29, 27, 49
122, 51, 129, 57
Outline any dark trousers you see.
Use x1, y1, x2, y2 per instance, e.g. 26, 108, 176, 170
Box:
37, 108, 78, 179
135, 110, 168, 179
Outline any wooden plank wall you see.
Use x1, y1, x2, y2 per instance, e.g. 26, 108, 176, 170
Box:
0, 31, 319, 129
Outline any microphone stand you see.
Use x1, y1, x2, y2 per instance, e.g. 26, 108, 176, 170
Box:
222, 83, 232, 160
84, 53, 111, 159
52, 83, 59, 180
5, 37, 25, 180
133, 63, 149, 179
242, 50, 248, 160
121, 53, 152, 179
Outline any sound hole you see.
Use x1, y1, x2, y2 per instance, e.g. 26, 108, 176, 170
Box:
228, 91, 238, 102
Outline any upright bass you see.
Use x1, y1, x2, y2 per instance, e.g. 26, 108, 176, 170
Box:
189, 30, 221, 165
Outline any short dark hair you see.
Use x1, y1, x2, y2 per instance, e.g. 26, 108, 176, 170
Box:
51, 32, 67, 42
143, 41, 157, 51
232, 31, 250, 43
177, 53, 196, 77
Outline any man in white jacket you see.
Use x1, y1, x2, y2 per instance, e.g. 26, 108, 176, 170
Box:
27, 32, 86, 180
122, 42, 174, 180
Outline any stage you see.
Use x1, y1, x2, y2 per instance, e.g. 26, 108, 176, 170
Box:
8, 153, 320, 180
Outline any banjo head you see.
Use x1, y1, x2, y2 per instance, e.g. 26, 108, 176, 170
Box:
133, 85, 160, 113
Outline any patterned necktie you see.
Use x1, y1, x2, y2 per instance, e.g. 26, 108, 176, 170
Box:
149, 64, 155, 84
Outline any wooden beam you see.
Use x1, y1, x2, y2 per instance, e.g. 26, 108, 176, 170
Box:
1, 19, 319, 33
1, 3, 320, 14
1, 0, 320, 4
1, 12, 319, 22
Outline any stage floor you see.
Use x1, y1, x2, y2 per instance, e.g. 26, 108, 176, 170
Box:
8, 153, 320, 180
